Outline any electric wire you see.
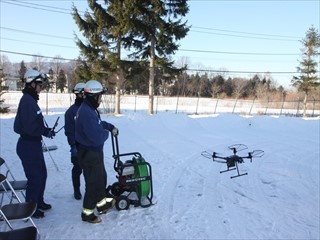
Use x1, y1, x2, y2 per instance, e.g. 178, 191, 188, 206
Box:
0, 0, 313, 76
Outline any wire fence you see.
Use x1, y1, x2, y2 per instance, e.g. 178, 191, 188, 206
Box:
2, 92, 320, 117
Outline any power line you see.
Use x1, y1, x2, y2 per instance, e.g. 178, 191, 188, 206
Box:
190, 29, 299, 42
1, 27, 74, 40
192, 26, 299, 39
2, 0, 71, 15
2, 37, 77, 49
0, 50, 76, 61
1, 0, 304, 42
1, 27, 299, 56
187, 68, 297, 74
179, 48, 299, 56
0, 49, 299, 75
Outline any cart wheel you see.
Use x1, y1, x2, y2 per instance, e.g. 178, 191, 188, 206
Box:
116, 196, 130, 211
111, 182, 124, 196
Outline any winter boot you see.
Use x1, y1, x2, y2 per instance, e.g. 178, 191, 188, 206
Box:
38, 202, 52, 211
96, 197, 115, 214
33, 209, 45, 218
72, 177, 82, 200
74, 188, 82, 200
81, 209, 101, 223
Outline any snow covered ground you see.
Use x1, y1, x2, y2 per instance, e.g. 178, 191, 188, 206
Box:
0, 109, 319, 239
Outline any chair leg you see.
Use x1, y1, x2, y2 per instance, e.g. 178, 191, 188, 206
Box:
28, 218, 39, 234
0, 209, 14, 230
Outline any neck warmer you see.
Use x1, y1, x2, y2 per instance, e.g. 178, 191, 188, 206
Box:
86, 95, 100, 109
22, 86, 39, 101
75, 97, 83, 106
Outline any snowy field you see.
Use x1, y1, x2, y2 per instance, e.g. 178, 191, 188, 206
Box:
0, 108, 319, 239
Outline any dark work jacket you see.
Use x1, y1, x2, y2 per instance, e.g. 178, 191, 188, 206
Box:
64, 98, 82, 146
14, 90, 48, 141
75, 99, 109, 152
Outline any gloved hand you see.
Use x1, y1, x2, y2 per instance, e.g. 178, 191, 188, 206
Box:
45, 128, 55, 139
70, 145, 77, 157
112, 127, 119, 136
101, 121, 108, 130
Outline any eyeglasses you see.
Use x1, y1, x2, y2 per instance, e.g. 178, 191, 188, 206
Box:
35, 82, 43, 88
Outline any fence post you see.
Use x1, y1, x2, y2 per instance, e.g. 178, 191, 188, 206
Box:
296, 98, 300, 117
214, 97, 219, 114
280, 99, 285, 116
134, 94, 137, 113
156, 94, 159, 114
195, 94, 200, 114
249, 97, 255, 115
264, 97, 269, 115
232, 98, 238, 114
312, 97, 315, 117
175, 95, 179, 114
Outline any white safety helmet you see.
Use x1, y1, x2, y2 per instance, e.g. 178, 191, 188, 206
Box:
84, 80, 107, 96
24, 69, 47, 84
73, 82, 86, 94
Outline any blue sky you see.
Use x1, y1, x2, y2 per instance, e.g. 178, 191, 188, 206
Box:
1, 0, 319, 88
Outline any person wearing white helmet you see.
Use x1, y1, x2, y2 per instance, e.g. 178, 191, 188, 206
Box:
64, 82, 86, 200
14, 69, 55, 218
75, 79, 118, 223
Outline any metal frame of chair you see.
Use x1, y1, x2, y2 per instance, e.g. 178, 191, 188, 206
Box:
0, 157, 27, 205
0, 226, 38, 240
0, 174, 38, 234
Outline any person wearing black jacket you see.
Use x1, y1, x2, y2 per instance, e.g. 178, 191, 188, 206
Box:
64, 82, 85, 200
13, 69, 55, 218
75, 80, 118, 224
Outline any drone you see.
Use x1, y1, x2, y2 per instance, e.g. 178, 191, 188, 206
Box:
201, 144, 264, 179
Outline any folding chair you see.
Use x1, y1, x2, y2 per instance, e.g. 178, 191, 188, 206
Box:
0, 174, 38, 234
0, 226, 38, 240
42, 141, 59, 171
0, 157, 27, 205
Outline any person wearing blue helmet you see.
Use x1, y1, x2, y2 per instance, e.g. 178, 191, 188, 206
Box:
14, 69, 55, 218
64, 82, 86, 200
75, 80, 118, 223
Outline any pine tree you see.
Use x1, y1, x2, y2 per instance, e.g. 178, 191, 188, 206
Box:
127, 0, 190, 114
0, 67, 9, 113
72, 0, 189, 114
72, 0, 129, 114
57, 69, 67, 93
292, 26, 320, 117
18, 61, 27, 90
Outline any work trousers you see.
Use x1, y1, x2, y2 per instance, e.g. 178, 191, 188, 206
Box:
16, 137, 47, 206
71, 156, 82, 189
78, 148, 107, 210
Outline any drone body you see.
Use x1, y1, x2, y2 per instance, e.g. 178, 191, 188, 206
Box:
202, 144, 264, 179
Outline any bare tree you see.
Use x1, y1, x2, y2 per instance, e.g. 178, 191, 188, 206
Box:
31, 55, 47, 72
232, 78, 247, 99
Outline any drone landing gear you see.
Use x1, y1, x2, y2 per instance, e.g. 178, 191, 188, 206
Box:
201, 144, 264, 179
220, 161, 248, 179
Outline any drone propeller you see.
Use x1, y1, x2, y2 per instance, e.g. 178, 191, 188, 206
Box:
201, 151, 227, 163
201, 151, 212, 159
248, 150, 264, 162
228, 144, 248, 154
250, 150, 264, 157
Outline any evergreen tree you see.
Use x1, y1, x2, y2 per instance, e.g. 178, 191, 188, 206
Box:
291, 26, 320, 117
0, 66, 9, 113
72, 0, 189, 114
72, 0, 133, 114
57, 69, 67, 93
127, 0, 190, 114
18, 61, 27, 90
